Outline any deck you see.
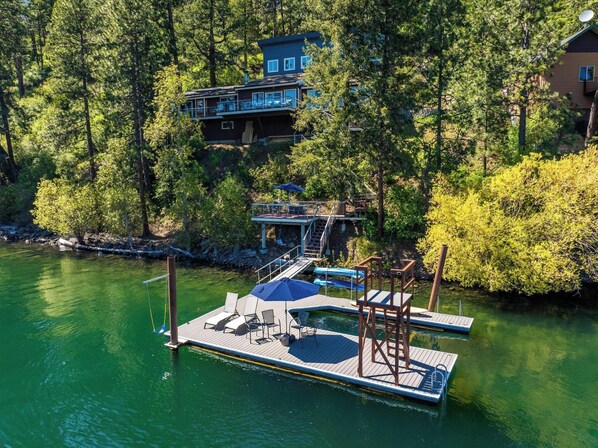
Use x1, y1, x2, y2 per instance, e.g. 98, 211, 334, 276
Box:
171, 294, 460, 403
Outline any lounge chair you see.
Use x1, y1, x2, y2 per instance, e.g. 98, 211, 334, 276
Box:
224, 295, 259, 335
204, 292, 239, 329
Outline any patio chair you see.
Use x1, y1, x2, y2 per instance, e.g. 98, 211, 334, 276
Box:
203, 292, 239, 329
224, 295, 259, 335
261, 309, 282, 340
289, 311, 317, 347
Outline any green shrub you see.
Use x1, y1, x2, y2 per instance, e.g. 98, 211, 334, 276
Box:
32, 179, 101, 241
418, 148, 598, 294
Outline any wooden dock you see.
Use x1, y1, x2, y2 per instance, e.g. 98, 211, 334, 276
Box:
171, 294, 460, 404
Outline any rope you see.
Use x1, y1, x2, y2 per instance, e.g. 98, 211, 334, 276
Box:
161, 281, 168, 333
146, 283, 157, 332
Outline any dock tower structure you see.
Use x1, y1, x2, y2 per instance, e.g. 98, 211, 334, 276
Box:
355, 257, 416, 386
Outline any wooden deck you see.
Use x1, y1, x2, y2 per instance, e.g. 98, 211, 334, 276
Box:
171, 294, 460, 404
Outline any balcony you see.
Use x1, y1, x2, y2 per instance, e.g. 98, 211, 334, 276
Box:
185, 98, 298, 120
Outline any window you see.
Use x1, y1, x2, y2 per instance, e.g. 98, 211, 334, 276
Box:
300, 56, 311, 69
185, 99, 204, 118
221, 121, 234, 130
265, 91, 283, 107
579, 65, 595, 82
284, 89, 297, 108
267, 59, 279, 73
284, 57, 296, 71
252, 92, 264, 108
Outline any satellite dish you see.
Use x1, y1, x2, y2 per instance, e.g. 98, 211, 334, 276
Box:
579, 10, 594, 23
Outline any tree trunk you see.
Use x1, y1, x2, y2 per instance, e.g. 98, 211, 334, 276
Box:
130, 42, 150, 236
15, 55, 25, 97
82, 83, 96, 181
435, 37, 444, 171
166, 0, 179, 69
377, 163, 384, 241
0, 88, 17, 182
31, 31, 38, 65
518, 86, 527, 150
586, 88, 598, 140
208, 0, 217, 87
518, 30, 529, 151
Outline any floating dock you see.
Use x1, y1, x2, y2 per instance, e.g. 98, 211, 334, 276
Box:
171, 294, 462, 404
304, 294, 474, 334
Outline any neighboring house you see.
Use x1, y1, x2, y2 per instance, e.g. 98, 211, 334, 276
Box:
184, 32, 323, 144
544, 24, 598, 133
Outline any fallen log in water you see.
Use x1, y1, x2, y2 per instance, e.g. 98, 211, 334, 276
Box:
58, 238, 164, 257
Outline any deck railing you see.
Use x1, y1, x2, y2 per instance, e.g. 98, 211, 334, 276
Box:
252, 202, 321, 218
185, 98, 298, 120
255, 245, 302, 284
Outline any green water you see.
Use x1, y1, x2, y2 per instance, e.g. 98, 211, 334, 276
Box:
1, 243, 596, 447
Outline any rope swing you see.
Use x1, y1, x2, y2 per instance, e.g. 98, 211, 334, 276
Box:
143, 273, 169, 334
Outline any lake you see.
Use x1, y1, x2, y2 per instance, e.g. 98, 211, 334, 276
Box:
0, 243, 596, 447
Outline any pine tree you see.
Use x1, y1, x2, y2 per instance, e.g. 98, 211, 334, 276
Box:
0, 0, 26, 183
297, 0, 424, 239
46, 0, 104, 182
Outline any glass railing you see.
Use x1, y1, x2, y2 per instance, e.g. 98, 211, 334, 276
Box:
185, 98, 298, 119
219, 98, 298, 114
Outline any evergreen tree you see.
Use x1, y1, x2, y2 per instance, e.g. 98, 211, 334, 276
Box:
0, 0, 26, 183
104, 0, 167, 236
297, 0, 423, 239
46, 0, 104, 182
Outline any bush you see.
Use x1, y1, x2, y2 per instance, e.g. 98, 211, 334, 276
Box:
199, 175, 257, 250
418, 148, 598, 295
32, 179, 101, 241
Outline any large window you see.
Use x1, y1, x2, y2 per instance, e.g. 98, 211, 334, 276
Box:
579, 65, 595, 82
252, 92, 264, 108
265, 91, 283, 107
284, 89, 297, 108
300, 56, 311, 69
284, 57, 296, 71
185, 98, 204, 118
267, 59, 279, 73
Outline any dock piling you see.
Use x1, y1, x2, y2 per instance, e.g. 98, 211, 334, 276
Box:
428, 245, 448, 312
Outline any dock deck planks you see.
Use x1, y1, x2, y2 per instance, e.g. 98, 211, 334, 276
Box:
171, 294, 462, 403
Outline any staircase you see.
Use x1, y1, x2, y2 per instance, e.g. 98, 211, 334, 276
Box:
303, 219, 327, 258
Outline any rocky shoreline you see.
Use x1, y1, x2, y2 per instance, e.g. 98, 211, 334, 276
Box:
0, 225, 274, 272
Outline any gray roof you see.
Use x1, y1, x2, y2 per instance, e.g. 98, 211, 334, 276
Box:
237, 73, 305, 90
185, 86, 238, 98
258, 32, 321, 49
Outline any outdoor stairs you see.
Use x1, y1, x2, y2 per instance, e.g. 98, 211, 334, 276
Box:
303, 219, 327, 258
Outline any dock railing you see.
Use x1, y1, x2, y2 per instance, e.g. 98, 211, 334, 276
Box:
255, 245, 302, 284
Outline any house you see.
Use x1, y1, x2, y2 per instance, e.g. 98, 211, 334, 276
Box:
184, 32, 323, 144
544, 24, 598, 134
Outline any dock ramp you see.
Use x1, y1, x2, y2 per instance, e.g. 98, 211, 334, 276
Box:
256, 246, 317, 284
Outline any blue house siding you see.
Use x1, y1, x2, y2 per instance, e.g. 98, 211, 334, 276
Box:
259, 32, 323, 77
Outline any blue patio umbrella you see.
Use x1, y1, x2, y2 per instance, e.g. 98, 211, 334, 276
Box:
275, 182, 306, 204
275, 182, 306, 193
250, 278, 319, 333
